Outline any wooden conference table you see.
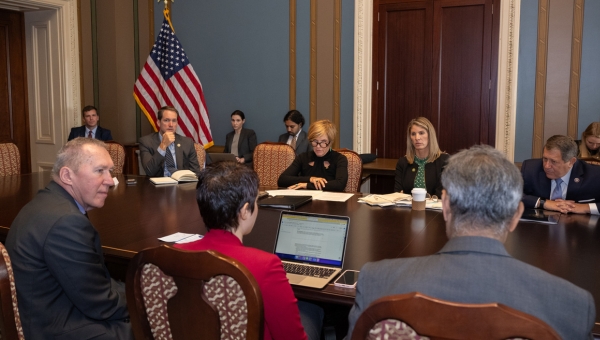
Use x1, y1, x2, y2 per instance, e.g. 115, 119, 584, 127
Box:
1, 172, 600, 332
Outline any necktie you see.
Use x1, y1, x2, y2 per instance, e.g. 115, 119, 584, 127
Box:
87, 130, 92, 138
290, 136, 297, 150
164, 147, 177, 174
551, 178, 563, 200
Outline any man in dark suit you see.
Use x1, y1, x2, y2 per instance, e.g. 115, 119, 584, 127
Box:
278, 109, 311, 155
521, 135, 600, 215
346, 145, 595, 339
6, 138, 132, 340
67, 105, 113, 141
138, 106, 201, 177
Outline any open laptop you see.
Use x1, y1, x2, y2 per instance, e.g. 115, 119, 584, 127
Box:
207, 153, 237, 164
273, 211, 350, 289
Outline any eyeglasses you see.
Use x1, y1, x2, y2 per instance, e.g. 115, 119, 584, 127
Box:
310, 140, 331, 148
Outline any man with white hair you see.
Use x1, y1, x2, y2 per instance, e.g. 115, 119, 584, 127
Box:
346, 145, 595, 339
6, 138, 132, 340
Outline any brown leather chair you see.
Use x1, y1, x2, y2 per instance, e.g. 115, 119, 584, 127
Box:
351, 292, 560, 340
0, 143, 20, 176
126, 245, 264, 340
0, 243, 24, 340
253, 142, 296, 187
579, 157, 600, 166
194, 143, 207, 169
335, 148, 362, 193
105, 141, 126, 175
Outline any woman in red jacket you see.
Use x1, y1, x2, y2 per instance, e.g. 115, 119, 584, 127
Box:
175, 161, 321, 340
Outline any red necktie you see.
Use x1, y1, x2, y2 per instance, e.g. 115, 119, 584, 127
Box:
87, 130, 92, 138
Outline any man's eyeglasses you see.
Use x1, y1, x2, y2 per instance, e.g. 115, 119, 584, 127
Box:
310, 140, 331, 148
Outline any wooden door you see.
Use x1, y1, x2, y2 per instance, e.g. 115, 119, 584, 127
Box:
0, 9, 30, 173
372, 0, 499, 159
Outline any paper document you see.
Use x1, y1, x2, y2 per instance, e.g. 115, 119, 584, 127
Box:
265, 189, 354, 202
159, 232, 203, 243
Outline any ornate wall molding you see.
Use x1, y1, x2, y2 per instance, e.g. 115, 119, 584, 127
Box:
353, 0, 373, 153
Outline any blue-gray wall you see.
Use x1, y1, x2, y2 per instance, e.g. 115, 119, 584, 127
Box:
515, 0, 600, 162
154, 1, 355, 149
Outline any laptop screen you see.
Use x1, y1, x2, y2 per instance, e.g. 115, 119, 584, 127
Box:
274, 211, 350, 267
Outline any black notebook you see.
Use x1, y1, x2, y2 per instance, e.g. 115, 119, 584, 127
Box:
258, 196, 312, 210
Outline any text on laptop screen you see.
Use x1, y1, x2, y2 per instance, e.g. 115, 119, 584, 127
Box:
275, 213, 348, 266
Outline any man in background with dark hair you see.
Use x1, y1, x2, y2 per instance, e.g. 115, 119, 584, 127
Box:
139, 105, 201, 177
278, 110, 311, 155
6, 138, 132, 339
346, 145, 595, 339
521, 134, 600, 214
68, 105, 113, 141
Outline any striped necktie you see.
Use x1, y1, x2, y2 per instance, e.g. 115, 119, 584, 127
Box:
164, 147, 177, 174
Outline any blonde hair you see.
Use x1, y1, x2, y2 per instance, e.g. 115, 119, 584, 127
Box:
308, 120, 336, 146
405, 117, 443, 164
579, 122, 600, 158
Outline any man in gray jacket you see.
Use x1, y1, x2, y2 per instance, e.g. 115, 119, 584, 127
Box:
6, 138, 132, 340
347, 145, 595, 339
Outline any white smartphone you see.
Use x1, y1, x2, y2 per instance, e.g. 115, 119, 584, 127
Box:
333, 269, 360, 288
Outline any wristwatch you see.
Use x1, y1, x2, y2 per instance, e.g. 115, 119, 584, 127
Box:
538, 199, 546, 209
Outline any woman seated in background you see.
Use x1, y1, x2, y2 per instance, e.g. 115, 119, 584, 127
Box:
224, 110, 257, 166
175, 162, 322, 340
395, 117, 448, 198
278, 120, 348, 192
577, 122, 600, 158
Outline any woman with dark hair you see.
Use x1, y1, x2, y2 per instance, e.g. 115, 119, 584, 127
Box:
277, 119, 348, 192
394, 117, 449, 198
576, 122, 600, 158
224, 110, 257, 166
175, 162, 322, 340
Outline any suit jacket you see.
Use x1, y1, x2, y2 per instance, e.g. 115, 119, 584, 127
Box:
175, 230, 307, 340
394, 153, 449, 197
278, 150, 348, 192
5, 181, 132, 340
521, 158, 600, 208
278, 130, 312, 155
346, 236, 595, 340
68, 125, 113, 141
138, 132, 201, 177
224, 128, 257, 164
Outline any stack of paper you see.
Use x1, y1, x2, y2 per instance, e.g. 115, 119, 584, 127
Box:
358, 193, 411, 207
264, 189, 354, 202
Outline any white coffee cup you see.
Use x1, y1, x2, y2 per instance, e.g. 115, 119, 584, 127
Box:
411, 188, 427, 202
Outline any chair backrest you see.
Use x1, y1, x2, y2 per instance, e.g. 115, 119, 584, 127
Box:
194, 143, 206, 169
0, 243, 24, 340
335, 148, 362, 193
126, 245, 264, 340
0, 143, 20, 176
105, 142, 126, 175
253, 142, 296, 187
579, 157, 600, 166
135, 150, 146, 176
351, 292, 560, 340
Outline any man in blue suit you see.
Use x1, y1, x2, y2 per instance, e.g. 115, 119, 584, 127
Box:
521, 135, 600, 215
346, 145, 595, 339
67, 105, 113, 141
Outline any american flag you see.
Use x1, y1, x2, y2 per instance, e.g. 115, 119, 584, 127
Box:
133, 10, 213, 147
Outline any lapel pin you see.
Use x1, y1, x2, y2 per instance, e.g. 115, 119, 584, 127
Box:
574, 178, 580, 183
412, 168, 416, 172
177, 144, 181, 147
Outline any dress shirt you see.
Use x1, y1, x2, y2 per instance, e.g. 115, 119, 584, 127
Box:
286, 130, 301, 146
156, 134, 177, 177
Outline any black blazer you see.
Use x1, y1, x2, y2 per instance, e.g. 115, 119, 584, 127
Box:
68, 125, 113, 141
5, 181, 132, 339
394, 153, 449, 197
278, 130, 312, 155
224, 128, 257, 164
521, 158, 600, 208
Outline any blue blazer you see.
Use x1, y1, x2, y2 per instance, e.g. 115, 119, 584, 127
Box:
521, 158, 600, 208
68, 126, 113, 141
